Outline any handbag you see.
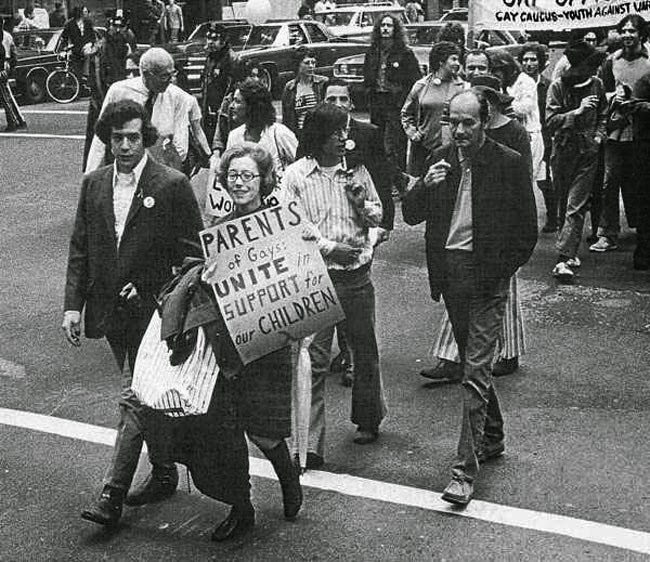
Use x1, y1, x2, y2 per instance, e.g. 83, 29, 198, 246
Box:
131, 311, 219, 417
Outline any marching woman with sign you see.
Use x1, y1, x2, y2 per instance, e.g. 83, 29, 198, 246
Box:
133, 143, 305, 542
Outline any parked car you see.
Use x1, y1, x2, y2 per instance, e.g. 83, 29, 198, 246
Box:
332, 22, 520, 105
314, 2, 406, 42
12, 27, 108, 104
172, 20, 368, 99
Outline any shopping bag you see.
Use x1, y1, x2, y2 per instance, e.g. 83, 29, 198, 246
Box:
132, 311, 219, 417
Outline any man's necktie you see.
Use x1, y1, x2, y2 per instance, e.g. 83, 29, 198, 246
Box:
144, 91, 157, 120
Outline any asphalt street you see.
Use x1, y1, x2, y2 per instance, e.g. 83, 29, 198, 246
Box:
0, 100, 649, 561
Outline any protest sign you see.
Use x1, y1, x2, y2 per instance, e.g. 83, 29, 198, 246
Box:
470, 0, 650, 31
205, 171, 235, 219
200, 202, 345, 365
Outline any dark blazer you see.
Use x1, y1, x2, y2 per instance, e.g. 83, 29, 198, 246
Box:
402, 138, 537, 301
60, 17, 95, 59
363, 44, 421, 107
347, 117, 394, 230
64, 157, 204, 339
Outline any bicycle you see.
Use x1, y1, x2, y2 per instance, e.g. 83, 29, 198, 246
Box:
46, 49, 80, 104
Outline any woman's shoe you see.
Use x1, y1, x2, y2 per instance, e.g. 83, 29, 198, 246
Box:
211, 502, 255, 542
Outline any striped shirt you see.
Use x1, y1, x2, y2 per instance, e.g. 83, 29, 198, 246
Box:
295, 84, 319, 131
281, 157, 382, 271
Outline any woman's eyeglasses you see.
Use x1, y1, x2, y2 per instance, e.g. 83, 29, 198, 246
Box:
226, 170, 260, 183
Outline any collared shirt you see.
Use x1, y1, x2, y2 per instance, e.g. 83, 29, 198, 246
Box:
86, 77, 193, 172
445, 152, 473, 251
113, 153, 148, 246
281, 157, 383, 271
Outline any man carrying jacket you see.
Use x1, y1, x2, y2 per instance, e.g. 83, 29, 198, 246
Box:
402, 89, 537, 506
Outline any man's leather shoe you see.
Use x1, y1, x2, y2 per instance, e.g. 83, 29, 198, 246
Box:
125, 465, 179, 506
353, 427, 378, 445
340, 366, 354, 387
477, 441, 505, 463
211, 503, 255, 542
441, 478, 473, 506
305, 452, 324, 470
330, 350, 351, 373
81, 487, 124, 526
419, 360, 463, 383
492, 357, 519, 377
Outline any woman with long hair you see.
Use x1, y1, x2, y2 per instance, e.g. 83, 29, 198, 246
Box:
226, 78, 298, 187
401, 41, 465, 175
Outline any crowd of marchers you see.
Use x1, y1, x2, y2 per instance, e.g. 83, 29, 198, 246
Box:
11, 7, 644, 545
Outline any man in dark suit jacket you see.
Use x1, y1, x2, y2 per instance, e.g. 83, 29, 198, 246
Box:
403, 89, 537, 506
62, 99, 204, 526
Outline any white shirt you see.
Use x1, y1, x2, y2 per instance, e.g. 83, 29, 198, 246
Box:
86, 77, 193, 172
508, 72, 541, 134
113, 153, 148, 246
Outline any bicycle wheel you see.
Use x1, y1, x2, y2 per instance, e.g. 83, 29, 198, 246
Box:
46, 70, 80, 104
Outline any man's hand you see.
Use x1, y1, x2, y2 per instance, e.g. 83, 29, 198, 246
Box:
345, 182, 367, 208
423, 159, 451, 187
329, 243, 363, 266
374, 227, 391, 246
575, 95, 598, 116
119, 282, 141, 306
62, 311, 81, 346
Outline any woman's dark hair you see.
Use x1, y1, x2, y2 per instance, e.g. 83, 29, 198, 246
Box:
429, 41, 461, 73
488, 49, 520, 88
293, 46, 316, 73
95, 99, 158, 147
238, 78, 276, 130
517, 41, 548, 68
617, 14, 649, 42
219, 142, 276, 199
437, 22, 465, 49
299, 102, 347, 158
369, 13, 408, 53
71, 6, 84, 20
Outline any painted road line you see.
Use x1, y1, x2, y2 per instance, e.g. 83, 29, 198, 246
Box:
0, 133, 84, 140
1, 407, 649, 556
21, 110, 87, 115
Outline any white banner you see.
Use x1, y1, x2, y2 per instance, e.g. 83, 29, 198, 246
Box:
199, 202, 345, 365
470, 0, 650, 30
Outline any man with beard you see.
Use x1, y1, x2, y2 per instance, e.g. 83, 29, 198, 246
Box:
590, 15, 650, 269
363, 14, 420, 181
402, 89, 537, 505
200, 25, 239, 144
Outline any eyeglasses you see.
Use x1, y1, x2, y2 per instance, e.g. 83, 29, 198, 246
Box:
147, 69, 178, 81
226, 170, 260, 183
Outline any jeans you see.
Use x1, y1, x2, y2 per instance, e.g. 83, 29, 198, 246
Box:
308, 267, 385, 456
553, 144, 598, 259
369, 92, 407, 175
597, 141, 637, 238
441, 251, 508, 482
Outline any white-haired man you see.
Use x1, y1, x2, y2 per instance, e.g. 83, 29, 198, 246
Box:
86, 47, 210, 173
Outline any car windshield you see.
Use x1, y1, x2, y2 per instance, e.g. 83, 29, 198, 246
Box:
247, 25, 281, 47
316, 11, 355, 26
14, 29, 61, 53
188, 24, 252, 49
406, 26, 442, 46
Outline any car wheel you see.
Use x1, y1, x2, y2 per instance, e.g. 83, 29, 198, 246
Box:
25, 73, 47, 104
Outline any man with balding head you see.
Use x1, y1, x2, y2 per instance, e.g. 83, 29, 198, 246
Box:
403, 89, 536, 506
86, 47, 208, 173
